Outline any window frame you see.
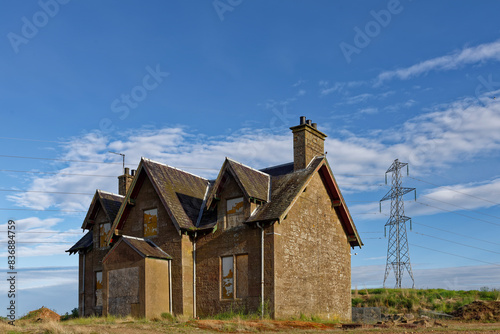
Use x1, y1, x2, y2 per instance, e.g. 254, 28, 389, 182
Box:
225, 196, 245, 229
95, 271, 103, 307
99, 222, 110, 248
220, 253, 248, 301
143, 207, 158, 237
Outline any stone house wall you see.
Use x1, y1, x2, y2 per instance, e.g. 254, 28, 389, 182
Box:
195, 173, 265, 316
272, 172, 351, 321
119, 174, 192, 316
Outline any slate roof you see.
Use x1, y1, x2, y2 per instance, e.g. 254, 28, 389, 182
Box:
81, 190, 124, 230
206, 158, 270, 208
246, 156, 362, 248
260, 162, 294, 177
107, 155, 361, 247
246, 157, 323, 223
142, 159, 210, 230
103, 235, 172, 263
65, 231, 93, 255
99, 191, 124, 223
109, 158, 213, 239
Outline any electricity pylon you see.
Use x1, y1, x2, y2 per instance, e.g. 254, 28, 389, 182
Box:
380, 159, 416, 289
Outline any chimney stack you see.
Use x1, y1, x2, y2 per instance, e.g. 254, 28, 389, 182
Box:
290, 116, 327, 171
118, 167, 134, 196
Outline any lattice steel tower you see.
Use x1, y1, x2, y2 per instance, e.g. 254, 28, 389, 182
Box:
380, 159, 416, 288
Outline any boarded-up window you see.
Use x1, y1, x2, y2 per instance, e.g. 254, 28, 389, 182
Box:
221, 256, 234, 299
236, 254, 248, 298
226, 197, 244, 229
144, 208, 158, 237
99, 223, 110, 248
95, 271, 103, 307
221, 254, 248, 299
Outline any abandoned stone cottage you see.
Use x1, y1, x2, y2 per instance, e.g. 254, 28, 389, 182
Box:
67, 117, 362, 320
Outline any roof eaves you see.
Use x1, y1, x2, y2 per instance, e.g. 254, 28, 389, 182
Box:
205, 158, 229, 208
277, 156, 325, 223
105, 160, 145, 245
142, 161, 183, 233
81, 191, 100, 230
321, 159, 363, 247
195, 181, 210, 227
226, 160, 251, 199
122, 235, 172, 260
142, 157, 208, 180
226, 157, 270, 177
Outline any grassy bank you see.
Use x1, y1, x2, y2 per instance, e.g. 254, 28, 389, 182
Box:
352, 288, 500, 314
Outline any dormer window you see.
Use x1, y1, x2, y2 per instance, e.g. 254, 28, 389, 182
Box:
143, 208, 158, 237
99, 223, 110, 248
226, 197, 244, 229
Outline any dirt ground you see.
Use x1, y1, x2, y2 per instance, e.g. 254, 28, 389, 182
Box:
3, 302, 500, 334
451, 300, 500, 321
18, 306, 61, 323
2, 319, 500, 334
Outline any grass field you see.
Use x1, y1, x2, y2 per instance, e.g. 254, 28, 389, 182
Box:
352, 287, 500, 314
2, 317, 500, 334
2, 288, 499, 333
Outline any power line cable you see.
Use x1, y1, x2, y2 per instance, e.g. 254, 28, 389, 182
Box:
0, 136, 68, 144
423, 196, 500, 220
0, 169, 116, 178
0, 208, 86, 213
0, 189, 94, 196
409, 176, 500, 206
413, 221, 500, 247
410, 243, 500, 267
0, 241, 74, 244
412, 231, 500, 255
0, 231, 83, 234
0, 154, 121, 165
415, 201, 500, 227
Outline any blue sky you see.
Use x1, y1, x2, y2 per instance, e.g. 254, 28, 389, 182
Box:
1, 0, 500, 316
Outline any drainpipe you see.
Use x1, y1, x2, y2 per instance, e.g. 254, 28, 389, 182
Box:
193, 232, 197, 318
168, 259, 172, 314
256, 223, 264, 319
82, 252, 85, 316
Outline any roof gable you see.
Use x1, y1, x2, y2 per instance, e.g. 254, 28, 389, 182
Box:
206, 158, 270, 208
66, 230, 93, 255
103, 235, 172, 263
108, 158, 210, 243
247, 156, 362, 248
81, 190, 124, 230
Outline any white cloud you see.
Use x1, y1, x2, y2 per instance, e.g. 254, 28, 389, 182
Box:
319, 80, 365, 96
359, 107, 378, 114
0, 217, 84, 257
7, 90, 500, 231
377, 39, 500, 84
352, 264, 500, 290
0, 267, 78, 316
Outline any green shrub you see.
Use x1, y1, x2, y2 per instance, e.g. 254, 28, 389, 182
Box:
161, 312, 175, 322
352, 297, 363, 307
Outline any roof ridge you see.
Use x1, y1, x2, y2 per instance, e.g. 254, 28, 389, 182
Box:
260, 161, 293, 171
97, 189, 124, 197
121, 235, 145, 241
142, 157, 208, 180
195, 182, 211, 227
306, 155, 325, 169
226, 157, 270, 177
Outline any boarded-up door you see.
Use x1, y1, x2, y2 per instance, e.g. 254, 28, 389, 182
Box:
108, 267, 140, 316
